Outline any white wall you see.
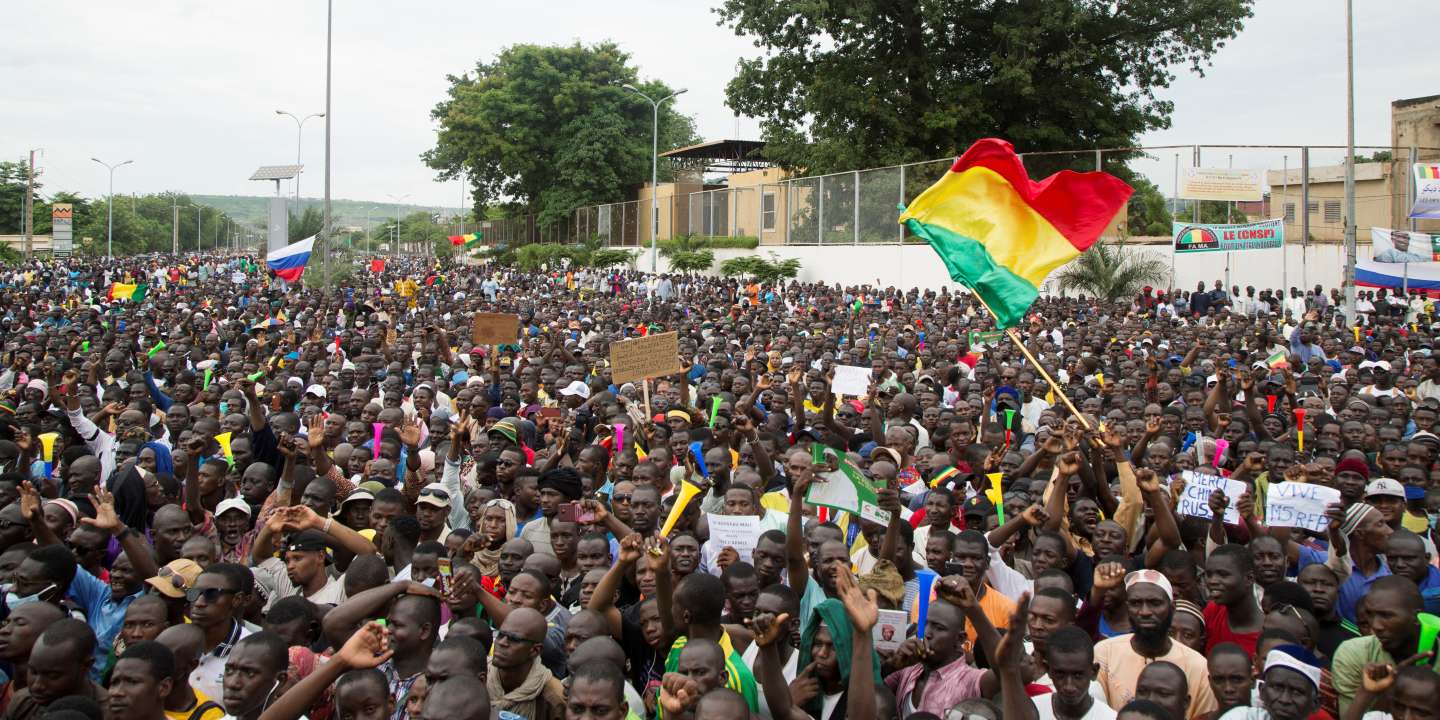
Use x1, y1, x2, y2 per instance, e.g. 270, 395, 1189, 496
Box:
646, 242, 1361, 295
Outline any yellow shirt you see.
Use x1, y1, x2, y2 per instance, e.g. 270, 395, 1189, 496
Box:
164, 688, 225, 720
1402, 511, 1431, 534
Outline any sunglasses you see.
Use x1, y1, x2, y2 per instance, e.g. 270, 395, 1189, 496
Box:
186, 587, 237, 604
494, 628, 536, 646
611, 494, 632, 504
497, 459, 519, 468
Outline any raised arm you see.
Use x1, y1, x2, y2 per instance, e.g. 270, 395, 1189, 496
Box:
84, 487, 159, 581
835, 569, 878, 720
750, 613, 810, 720
589, 534, 643, 638
786, 469, 813, 593
259, 621, 392, 720
320, 581, 430, 650
648, 536, 677, 645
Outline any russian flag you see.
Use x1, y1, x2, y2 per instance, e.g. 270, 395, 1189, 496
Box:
266, 236, 315, 283
1356, 259, 1440, 296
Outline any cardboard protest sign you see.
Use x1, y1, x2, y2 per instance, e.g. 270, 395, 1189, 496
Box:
609, 331, 684, 384
470, 312, 519, 346
1265, 482, 1342, 533
1176, 470, 1247, 525
831, 365, 872, 396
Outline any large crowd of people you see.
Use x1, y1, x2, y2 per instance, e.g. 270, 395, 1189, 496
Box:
0, 251, 1436, 720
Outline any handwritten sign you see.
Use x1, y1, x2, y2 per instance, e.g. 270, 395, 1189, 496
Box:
1176, 470, 1247, 525
831, 365, 872, 396
704, 513, 760, 573
470, 312, 519, 346
609, 331, 684, 384
1265, 482, 1342, 533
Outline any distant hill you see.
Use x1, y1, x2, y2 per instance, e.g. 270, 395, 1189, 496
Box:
192, 195, 462, 231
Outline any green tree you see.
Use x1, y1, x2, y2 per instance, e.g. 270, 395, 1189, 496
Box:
718, 1, 1253, 174
289, 206, 325, 242
424, 42, 699, 229
1126, 177, 1173, 236
718, 253, 799, 282
0, 161, 37, 235
1052, 240, 1169, 300
719, 256, 766, 278
585, 248, 635, 269
667, 249, 715, 273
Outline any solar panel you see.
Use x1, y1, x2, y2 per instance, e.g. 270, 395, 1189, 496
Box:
249, 165, 303, 180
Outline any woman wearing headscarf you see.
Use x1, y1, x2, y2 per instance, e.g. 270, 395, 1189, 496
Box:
139, 441, 174, 475
465, 498, 517, 597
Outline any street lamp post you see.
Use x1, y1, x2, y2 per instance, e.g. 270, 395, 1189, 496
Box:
1342, 0, 1358, 321
387, 194, 410, 253
91, 157, 133, 259
275, 110, 325, 211
622, 83, 687, 272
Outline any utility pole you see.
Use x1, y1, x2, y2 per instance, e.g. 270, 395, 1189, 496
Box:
172, 194, 180, 254
322, 0, 333, 292
1342, 0, 1358, 321
23, 149, 39, 257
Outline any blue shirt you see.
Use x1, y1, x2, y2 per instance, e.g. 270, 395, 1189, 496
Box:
1419, 566, 1440, 615
65, 568, 141, 680
1298, 545, 1390, 623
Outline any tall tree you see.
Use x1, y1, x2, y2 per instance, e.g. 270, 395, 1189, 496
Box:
0, 161, 39, 235
424, 42, 699, 228
717, 1, 1253, 174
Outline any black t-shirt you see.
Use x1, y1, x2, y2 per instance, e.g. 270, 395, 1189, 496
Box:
619, 601, 662, 691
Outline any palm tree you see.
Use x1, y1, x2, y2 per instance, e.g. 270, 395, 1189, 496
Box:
1052, 239, 1169, 301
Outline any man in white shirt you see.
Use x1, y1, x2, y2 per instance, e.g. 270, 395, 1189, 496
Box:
1031, 626, 1117, 719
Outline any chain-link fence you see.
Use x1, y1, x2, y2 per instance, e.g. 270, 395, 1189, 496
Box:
476, 143, 1439, 265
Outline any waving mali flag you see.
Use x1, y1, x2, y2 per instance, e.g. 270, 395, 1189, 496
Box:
107, 282, 148, 302
899, 138, 1132, 328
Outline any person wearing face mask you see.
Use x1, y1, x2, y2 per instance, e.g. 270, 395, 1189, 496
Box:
4, 544, 75, 617
219, 632, 289, 720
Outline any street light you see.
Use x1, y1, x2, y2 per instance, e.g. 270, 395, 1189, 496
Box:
387, 194, 410, 253
622, 83, 687, 272
184, 203, 202, 253
275, 110, 325, 210
1342, 0, 1357, 320
91, 157, 133, 259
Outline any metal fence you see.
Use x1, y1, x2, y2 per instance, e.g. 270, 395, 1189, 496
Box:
474, 143, 1439, 250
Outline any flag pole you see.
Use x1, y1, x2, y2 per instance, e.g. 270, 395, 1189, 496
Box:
968, 290, 1092, 430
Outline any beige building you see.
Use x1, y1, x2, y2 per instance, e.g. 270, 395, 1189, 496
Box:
1266, 94, 1440, 244
0, 234, 53, 253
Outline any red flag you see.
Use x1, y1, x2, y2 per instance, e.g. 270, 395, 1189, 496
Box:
448, 235, 466, 246
370, 259, 385, 273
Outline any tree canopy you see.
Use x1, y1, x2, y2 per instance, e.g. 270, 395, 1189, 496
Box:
0, 164, 236, 255
424, 42, 699, 228
717, 0, 1253, 174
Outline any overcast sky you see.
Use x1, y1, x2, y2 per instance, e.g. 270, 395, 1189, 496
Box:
3, 1, 1432, 211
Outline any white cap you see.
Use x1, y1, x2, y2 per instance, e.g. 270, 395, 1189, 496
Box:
559, 380, 590, 399
304, 384, 327, 398
216, 497, 251, 517
1364, 478, 1406, 499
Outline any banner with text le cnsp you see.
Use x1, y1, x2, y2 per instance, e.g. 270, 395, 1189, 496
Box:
1172, 218, 1285, 254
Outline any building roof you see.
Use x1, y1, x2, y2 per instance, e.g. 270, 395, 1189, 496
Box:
660, 139, 769, 174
